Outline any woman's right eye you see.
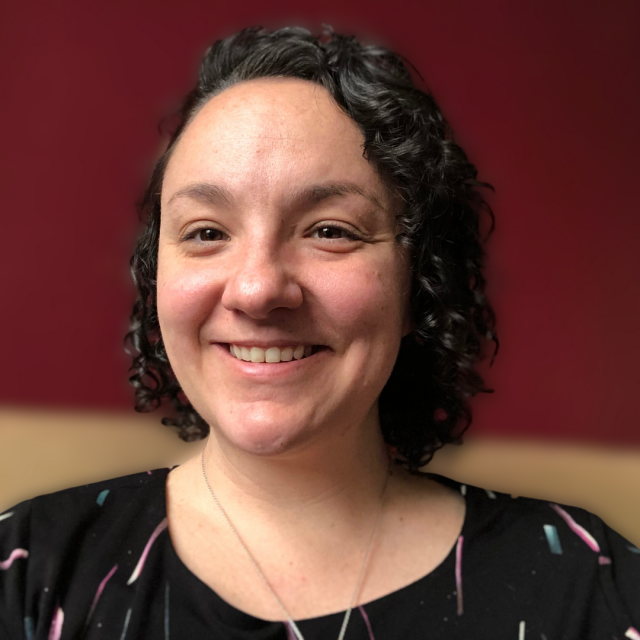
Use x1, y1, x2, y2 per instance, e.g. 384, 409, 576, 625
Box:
185, 228, 229, 243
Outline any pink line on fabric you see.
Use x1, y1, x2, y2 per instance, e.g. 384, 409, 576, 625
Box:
127, 518, 168, 585
625, 628, 640, 640
285, 621, 298, 640
598, 555, 612, 565
359, 605, 375, 640
86, 565, 118, 626
455, 535, 464, 615
550, 504, 600, 552
0, 548, 29, 570
48, 605, 64, 640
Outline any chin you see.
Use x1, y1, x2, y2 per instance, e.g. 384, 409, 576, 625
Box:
212, 403, 316, 457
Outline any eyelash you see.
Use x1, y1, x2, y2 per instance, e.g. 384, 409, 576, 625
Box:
182, 223, 362, 243
183, 228, 229, 243
310, 223, 361, 241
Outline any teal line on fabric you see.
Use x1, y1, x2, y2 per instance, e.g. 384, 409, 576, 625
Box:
120, 608, 132, 640
543, 524, 563, 555
96, 490, 110, 507
628, 545, 640, 554
165, 583, 170, 640
24, 617, 35, 640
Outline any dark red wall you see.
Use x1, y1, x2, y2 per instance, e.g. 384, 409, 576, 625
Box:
1, 0, 638, 443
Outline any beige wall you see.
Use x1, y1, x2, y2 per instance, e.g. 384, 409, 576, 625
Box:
1, 406, 638, 547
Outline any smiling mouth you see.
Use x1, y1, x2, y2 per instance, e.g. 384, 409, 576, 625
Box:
226, 344, 324, 363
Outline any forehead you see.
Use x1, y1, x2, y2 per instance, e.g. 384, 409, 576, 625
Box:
162, 78, 389, 208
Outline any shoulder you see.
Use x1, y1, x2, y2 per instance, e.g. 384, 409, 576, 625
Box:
30, 466, 171, 512
0, 468, 171, 560
430, 475, 640, 628
427, 473, 601, 537
426, 473, 634, 583
433, 475, 614, 557
0, 470, 173, 638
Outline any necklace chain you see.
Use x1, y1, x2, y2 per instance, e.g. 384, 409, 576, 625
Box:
201, 451, 389, 640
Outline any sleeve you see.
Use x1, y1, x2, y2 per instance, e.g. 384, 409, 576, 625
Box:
589, 511, 640, 630
0, 499, 32, 639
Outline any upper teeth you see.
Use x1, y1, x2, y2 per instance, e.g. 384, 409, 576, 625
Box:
229, 345, 313, 363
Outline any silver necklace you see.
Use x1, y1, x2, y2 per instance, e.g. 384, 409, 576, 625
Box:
201, 451, 389, 640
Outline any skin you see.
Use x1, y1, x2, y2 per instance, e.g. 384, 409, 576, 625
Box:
160, 78, 465, 620
158, 78, 411, 458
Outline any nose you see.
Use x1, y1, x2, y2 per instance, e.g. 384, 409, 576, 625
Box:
220, 242, 303, 319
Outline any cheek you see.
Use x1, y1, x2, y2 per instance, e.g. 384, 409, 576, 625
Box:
157, 260, 220, 344
310, 259, 404, 339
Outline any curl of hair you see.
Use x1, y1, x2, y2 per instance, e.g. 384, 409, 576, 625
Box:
125, 25, 498, 468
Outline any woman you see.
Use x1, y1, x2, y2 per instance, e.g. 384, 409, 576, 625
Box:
1, 26, 638, 640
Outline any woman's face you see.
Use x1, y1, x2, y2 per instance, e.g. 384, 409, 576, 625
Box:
158, 78, 411, 456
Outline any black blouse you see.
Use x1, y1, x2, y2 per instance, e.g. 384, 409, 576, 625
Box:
1, 468, 639, 639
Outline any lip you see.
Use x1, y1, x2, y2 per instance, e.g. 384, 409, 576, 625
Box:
212, 343, 330, 380
221, 341, 318, 349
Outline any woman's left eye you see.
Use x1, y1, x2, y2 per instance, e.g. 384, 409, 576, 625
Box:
311, 225, 360, 241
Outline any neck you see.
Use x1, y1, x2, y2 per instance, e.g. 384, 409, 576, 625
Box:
201, 405, 391, 528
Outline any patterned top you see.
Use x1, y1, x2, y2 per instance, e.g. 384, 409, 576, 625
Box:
0, 469, 638, 640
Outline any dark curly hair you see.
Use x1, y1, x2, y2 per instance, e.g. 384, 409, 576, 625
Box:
125, 25, 498, 472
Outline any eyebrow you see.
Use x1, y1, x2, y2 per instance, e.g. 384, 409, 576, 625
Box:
284, 182, 386, 212
166, 181, 386, 212
167, 183, 234, 208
